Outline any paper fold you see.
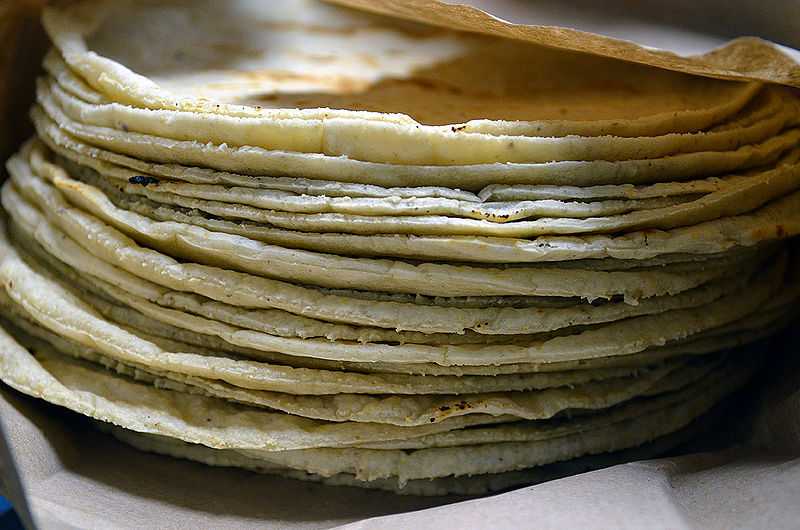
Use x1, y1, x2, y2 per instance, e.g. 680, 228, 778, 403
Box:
329, 0, 800, 86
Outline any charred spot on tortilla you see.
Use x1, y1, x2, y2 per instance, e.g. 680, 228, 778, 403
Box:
128, 175, 160, 186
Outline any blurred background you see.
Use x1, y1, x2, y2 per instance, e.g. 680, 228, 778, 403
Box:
463, 0, 800, 50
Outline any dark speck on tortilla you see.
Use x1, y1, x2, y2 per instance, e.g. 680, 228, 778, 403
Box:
128, 175, 160, 186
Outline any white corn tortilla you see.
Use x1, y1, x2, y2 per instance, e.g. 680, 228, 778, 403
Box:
8, 168, 770, 339
34, 91, 800, 189
22, 248, 793, 377
16, 316, 745, 449
52, 141, 800, 238
9, 202, 796, 379
41, 69, 788, 165
102, 420, 704, 496
19, 145, 744, 301
0, 219, 787, 366
35, 102, 800, 201
0, 317, 754, 479
43, 0, 762, 135
3, 312, 710, 427
27, 109, 800, 262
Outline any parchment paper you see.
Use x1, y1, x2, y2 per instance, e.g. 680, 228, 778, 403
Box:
331, 0, 800, 86
1, 1, 799, 528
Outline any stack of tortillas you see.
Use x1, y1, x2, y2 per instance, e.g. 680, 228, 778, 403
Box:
1, 0, 798, 496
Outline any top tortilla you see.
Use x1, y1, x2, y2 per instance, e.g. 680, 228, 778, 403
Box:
43, 0, 763, 160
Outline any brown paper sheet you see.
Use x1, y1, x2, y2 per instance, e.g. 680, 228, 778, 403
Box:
330, 0, 800, 87
2, 326, 798, 530
1, 1, 799, 528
